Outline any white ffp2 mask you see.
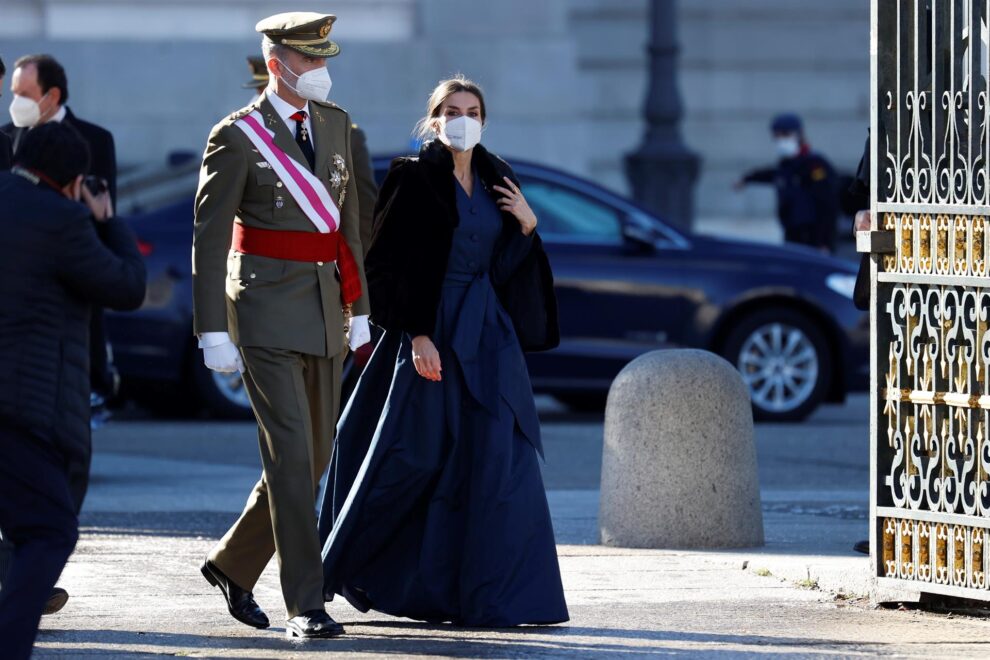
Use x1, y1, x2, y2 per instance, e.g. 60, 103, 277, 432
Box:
278, 60, 333, 102
439, 115, 482, 152
9, 93, 45, 128
775, 136, 801, 158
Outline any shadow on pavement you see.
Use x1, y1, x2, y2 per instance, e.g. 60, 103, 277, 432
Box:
79, 511, 234, 538
38, 623, 880, 657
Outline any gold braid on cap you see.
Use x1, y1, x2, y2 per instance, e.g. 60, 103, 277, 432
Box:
280, 36, 330, 45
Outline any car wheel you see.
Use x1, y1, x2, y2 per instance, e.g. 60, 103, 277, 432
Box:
721, 308, 831, 422
190, 353, 255, 420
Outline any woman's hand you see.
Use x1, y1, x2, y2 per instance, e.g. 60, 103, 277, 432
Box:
493, 176, 537, 236
411, 335, 442, 382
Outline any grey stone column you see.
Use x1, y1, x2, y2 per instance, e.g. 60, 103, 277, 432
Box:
625, 0, 701, 232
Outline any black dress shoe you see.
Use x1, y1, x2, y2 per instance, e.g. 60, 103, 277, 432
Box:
201, 560, 270, 629
853, 540, 870, 555
43, 587, 69, 615
286, 609, 345, 639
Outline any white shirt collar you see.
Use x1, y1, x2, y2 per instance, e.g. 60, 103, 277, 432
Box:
263, 88, 315, 154
49, 105, 67, 123
265, 88, 309, 127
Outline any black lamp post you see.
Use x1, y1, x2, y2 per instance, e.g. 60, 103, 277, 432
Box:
625, 0, 700, 232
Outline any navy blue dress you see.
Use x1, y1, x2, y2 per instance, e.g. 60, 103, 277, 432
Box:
319, 171, 568, 627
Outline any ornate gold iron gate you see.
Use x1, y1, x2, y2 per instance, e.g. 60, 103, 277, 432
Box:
871, 0, 990, 600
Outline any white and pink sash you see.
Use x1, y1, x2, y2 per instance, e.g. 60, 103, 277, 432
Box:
234, 110, 340, 234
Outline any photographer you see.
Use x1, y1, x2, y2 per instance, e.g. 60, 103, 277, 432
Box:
0, 122, 145, 659
2, 53, 121, 427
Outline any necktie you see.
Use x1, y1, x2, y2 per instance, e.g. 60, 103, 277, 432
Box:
289, 110, 316, 171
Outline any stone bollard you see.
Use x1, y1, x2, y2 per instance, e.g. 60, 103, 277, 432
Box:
599, 349, 764, 548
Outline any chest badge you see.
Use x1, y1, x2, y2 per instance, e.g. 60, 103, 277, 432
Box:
275, 195, 285, 209
331, 153, 350, 207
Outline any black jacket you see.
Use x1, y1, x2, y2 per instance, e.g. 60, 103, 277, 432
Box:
846, 135, 871, 312
366, 140, 559, 351
743, 150, 839, 230
0, 172, 145, 507
3, 107, 118, 202
0, 131, 11, 171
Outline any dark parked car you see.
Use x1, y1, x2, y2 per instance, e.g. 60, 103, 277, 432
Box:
106, 156, 867, 422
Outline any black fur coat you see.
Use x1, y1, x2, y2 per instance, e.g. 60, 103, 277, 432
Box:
365, 140, 559, 351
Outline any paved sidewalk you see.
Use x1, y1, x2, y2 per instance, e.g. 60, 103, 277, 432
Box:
28, 400, 990, 657
34, 502, 990, 658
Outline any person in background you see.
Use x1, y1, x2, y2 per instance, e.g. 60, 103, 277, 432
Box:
735, 113, 840, 254
843, 131, 871, 557
0, 122, 146, 660
2, 53, 122, 430
242, 55, 269, 103
0, 57, 10, 170
0, 52, 125, 616
2, 55, 117, 200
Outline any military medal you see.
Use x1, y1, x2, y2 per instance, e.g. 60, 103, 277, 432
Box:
330, 153, 350, 207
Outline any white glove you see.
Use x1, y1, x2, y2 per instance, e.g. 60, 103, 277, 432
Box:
199, 332, 244, 373
348, 315, 371, 351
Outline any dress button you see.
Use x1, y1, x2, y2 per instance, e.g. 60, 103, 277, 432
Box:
250, 273, 257, 279
317, 261, 324, 266
276, 182, 284, 188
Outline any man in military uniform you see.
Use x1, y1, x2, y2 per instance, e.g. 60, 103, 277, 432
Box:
194, 12, 370, 639
736, 113, 839, 253
237, 53, 378, 247
349, 122, 377, 254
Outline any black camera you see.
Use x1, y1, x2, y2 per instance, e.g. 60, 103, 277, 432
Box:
83, 175, 108, 196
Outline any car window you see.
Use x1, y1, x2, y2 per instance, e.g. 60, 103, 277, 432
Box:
518, 179, 623, 243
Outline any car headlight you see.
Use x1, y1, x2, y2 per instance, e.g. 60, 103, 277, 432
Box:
826, 273, 857, 299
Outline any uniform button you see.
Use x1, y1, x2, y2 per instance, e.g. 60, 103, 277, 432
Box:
470, 233, 479, 242
276, 182, 284, 188
470, 208, 478, 215
250, 273, 257, 279
317, 261, 324, 266
468, 260, 477, 268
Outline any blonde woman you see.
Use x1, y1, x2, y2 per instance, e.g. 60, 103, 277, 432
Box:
318, 76, 567, 628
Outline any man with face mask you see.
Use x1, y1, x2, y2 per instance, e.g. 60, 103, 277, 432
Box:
2, 53, 121, 438
194, 12, 370, 639
237, 53, 378, 255
735, 113, 840, 253
0, 122, 145, 660
0, 53, 124, 616
2, 55, 117, 202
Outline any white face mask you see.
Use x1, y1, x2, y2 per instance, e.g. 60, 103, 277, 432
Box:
9, 93, 46, 128
775, 135, 801, 158
278, 60, 332, 102
438, 115, 482, 152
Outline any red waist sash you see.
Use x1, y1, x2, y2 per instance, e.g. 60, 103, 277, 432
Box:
231, 223, 362, 305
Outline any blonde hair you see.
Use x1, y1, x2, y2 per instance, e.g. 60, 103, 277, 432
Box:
413, 74, 487, 141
